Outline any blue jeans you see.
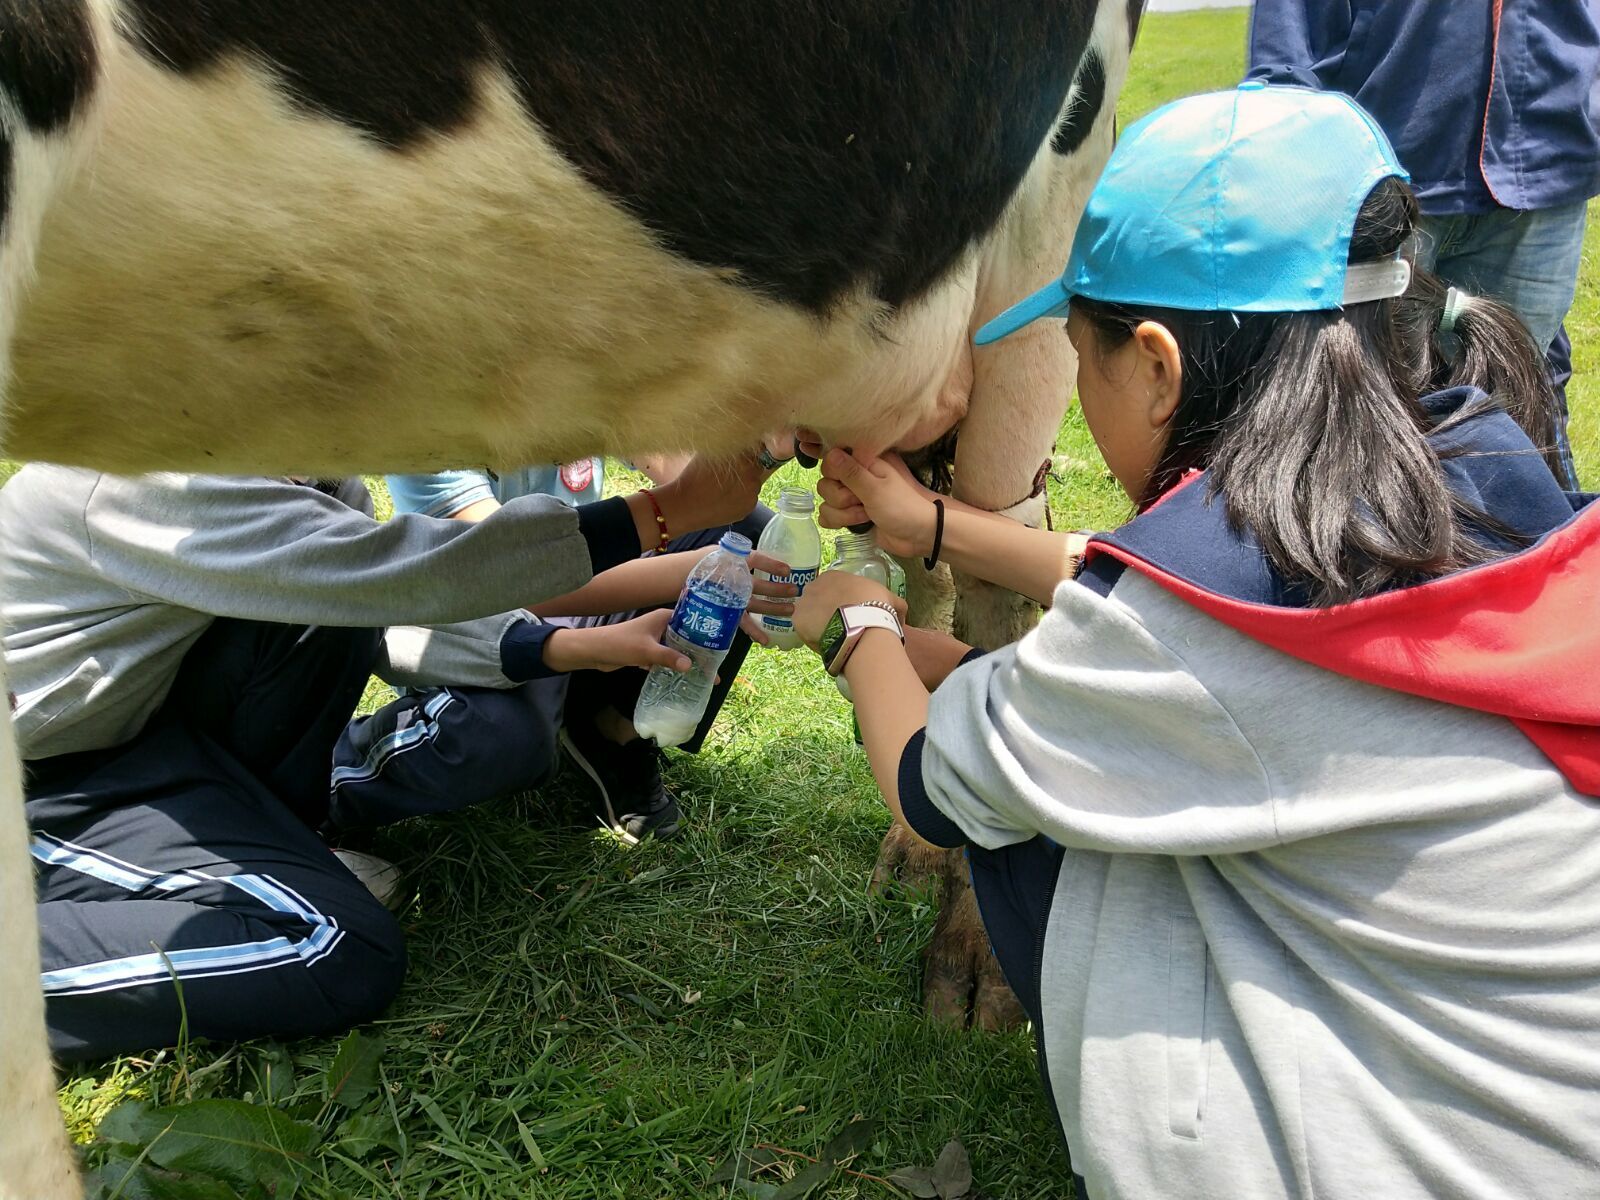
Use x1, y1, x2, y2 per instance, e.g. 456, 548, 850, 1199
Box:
1416, 200, 1588, 487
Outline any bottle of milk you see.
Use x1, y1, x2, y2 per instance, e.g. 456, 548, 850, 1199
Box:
753, 488, 822, 650
634, 531, 754, 747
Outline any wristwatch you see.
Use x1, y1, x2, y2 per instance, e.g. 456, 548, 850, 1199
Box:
820, 601, 905, 677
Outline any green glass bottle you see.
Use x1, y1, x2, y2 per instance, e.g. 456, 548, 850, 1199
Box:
823, 530, 907, 744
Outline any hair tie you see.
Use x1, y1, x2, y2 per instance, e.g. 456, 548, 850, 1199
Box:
1438, 287, 1468, 336
924, 498, 946, 571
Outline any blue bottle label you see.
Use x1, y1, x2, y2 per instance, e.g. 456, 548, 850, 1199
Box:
671, 590, 744, 651
760, 567, 818, 630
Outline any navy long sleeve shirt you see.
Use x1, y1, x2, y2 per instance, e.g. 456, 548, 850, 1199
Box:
1248, 0, 1600, 215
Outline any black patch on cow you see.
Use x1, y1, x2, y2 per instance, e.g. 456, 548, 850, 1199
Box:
1127, 0, 1148, 46
0, 0, 98, 132
1052, 50, 1106, 157
120, 1, 1100, 315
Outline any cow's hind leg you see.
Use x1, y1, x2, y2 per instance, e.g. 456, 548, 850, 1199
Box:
872, 824, 1026, 1031
0, 680, 75, 1200
1, 2, 105, 1194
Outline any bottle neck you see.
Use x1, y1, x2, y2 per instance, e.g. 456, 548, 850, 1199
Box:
776, 488, 814, 517
833, 531, 878, 561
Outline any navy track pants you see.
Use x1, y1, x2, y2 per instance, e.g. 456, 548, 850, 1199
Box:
28, 620, 407, 1063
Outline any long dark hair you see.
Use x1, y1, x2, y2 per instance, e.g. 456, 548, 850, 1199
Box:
1075, 177, 1562, 606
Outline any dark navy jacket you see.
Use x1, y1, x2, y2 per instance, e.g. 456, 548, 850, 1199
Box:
1248, 0, 1600, 215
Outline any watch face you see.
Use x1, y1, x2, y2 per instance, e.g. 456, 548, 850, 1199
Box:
820, 610, 847, 667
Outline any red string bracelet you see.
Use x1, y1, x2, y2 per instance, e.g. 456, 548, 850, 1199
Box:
640, 488, 670, 553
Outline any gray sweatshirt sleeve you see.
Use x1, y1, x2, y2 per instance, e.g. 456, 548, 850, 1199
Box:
919, 580, 1275, 855
81, 473, 594, 628
376, 614, 525, 690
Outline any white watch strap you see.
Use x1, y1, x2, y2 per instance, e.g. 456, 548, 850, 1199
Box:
840, 603, 903, 639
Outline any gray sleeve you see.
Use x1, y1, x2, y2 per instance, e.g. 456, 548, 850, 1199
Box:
920, 582, 1276, 855
81, 473, 593, 628
375, 614, 525, 690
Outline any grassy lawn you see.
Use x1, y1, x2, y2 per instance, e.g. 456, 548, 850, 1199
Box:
60, 7, 1597, 1199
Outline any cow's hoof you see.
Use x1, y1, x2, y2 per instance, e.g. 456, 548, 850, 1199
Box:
872, 820, 1027, 1031
923, 846, 1027, 1031
870, 816, 946, 897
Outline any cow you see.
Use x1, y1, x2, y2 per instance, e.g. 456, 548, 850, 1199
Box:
0, 1, 1140, 1193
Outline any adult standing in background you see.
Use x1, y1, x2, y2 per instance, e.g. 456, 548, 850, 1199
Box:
1249, 0, 1600, 487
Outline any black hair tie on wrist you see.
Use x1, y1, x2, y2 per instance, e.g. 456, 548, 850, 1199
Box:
924, 498, 946, 571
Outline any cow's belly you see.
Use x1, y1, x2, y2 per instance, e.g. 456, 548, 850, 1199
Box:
6, 48, 971, 475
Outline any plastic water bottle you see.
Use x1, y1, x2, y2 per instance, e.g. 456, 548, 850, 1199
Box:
634, 532, 755, 748
824, 530, 909, 710
754, 488, 822, 650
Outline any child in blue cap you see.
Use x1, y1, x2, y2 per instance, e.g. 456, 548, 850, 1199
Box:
794, 84, 1600, 1199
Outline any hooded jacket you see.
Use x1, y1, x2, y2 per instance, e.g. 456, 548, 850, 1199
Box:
904, 390, 1600, 1198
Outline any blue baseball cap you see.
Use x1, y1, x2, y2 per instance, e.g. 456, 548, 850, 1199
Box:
976, 82, 1412, 345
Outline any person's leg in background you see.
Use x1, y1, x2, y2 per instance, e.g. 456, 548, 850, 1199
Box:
560, 505, 774, 838
30, 722, 406, 1063
1548, 323, 1577, 486
1417, 202, 1587, 488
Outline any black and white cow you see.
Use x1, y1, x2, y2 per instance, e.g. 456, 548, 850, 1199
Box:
0, 2, 1139, 1192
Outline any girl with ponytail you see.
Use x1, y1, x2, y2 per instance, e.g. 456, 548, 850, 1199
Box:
794, 85, 1600, 1199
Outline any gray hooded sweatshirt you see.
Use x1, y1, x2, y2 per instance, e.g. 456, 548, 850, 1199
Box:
909, 398, 1600, 1198
920, 572, 1600, 1198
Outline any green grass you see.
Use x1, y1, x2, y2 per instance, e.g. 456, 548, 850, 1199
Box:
1115, 8, 1252, 132
58, 9, 1599, 1199
1566, 211, 1600, 489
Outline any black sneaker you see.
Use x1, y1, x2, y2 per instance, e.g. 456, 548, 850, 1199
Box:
558, 721, 681, 843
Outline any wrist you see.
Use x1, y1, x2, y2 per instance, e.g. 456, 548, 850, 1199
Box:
843, 625, 905, 671
540, 627, 588, 674
646, 482, 706, 541
840, 626, 909, 700
822, 600, 904, 676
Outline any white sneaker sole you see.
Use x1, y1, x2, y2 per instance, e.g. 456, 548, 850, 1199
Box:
332, 848, 406, 910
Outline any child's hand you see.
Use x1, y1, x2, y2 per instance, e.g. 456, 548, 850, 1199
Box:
747, 550, 799, 617
815, 449, 940, 558
740, 611, 772, 646
541, 611, 691, 674
793, 569, 907, 651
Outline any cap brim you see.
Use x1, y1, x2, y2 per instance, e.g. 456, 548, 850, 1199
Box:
974, 280, 1073, 346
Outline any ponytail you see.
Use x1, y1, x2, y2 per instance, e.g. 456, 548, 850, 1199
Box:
1075, 177, 1562, 607
1400, 275, 1562, 480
